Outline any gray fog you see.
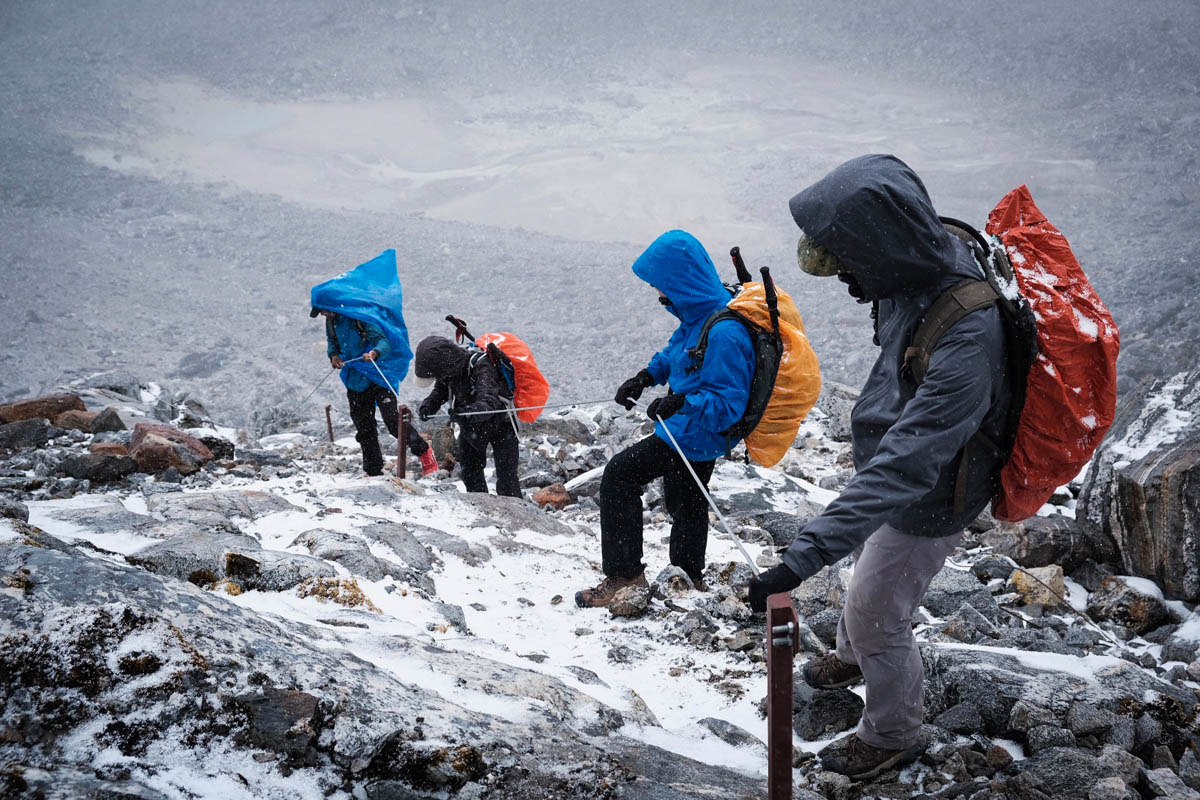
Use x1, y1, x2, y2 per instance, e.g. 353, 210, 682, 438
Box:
3, 0, 1197, 426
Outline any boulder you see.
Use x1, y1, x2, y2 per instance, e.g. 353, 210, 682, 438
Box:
412, 528, 491, 567
0, 496, 29, 522
0, 392, 85, 424
790, 562, 850, 617
290, 528, 405, 582
1086, 576, 1170, 635
698, 718, 764, 750
528, 412, 595, 445
1009, 565, 1067, 606
922, 566, 1002, 622
59, 452, 138, 483
532, 482, 572, 510
0, 418, 52, 450
1142, 767, 1200, 799
130, 422, 214, 476
757, 510, 827, 549
76, 371, 142, 399
980, 515, 1097, 571
91, 407, 127, 433
923, 643, 1196, 742
791, 680, 863, 740
146, 489, 299, 528
233, 687, 321, 759
815, 380, 858, 442
1079, 367, 1200, 601
609, 584, 650, 617
458, 494, 573, 537
53, 409, 99, 432
358, 522, 437, 572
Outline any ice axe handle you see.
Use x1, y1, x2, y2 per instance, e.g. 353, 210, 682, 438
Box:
445, 315, 475, 344
730, 246, 753, 285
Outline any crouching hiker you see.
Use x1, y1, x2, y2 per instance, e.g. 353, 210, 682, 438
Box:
576, 230, 754, 608
747, 155, 1016, 780
413, 336, 521, 498
312, 307, 438, 478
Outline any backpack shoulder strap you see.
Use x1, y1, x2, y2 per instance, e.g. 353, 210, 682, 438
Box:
904, 280, 999, 384
686, 309, 748, 374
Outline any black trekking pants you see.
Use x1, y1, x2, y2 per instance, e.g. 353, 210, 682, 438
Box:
598, 435, 715, 582
347, 384, 429, 476
457, 420, 521, 498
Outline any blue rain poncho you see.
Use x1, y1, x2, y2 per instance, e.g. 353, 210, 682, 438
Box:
311, 249, 413, 393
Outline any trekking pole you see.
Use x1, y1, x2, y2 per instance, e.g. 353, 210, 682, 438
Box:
366, 358, 413, 479
633, 399, 760, 576
730, 246, 754, 285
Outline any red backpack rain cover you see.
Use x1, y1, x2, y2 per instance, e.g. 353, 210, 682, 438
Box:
985, 186, 1120, 521
475, 332, 551, 422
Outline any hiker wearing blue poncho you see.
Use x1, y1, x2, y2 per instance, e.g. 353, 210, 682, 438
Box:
310, 250, 438, 478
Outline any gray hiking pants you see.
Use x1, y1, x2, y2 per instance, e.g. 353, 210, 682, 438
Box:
834, 523, 963, 750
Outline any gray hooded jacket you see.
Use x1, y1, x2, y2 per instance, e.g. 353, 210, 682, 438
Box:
782, 154, 1013, 580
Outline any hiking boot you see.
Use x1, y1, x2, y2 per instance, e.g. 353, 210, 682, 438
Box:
818, 733, 925, 781
575, 573, 648, 608
802, 653, 864, 690
419, 448, 439, 476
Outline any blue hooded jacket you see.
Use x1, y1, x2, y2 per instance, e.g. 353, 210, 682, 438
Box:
633, 231, 754, 462
781, 155, 1013, 580
311, 249, 413, 395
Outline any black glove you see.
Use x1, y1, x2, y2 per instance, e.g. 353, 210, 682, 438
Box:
747, 563, 804, 613
646, 392, 685, 421
418, 402, 435, 422
614, 369, 654, 410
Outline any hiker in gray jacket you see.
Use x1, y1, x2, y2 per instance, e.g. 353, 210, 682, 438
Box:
748, 154, 1014, 780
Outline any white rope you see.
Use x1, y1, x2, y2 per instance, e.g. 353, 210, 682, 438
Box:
427, 398, 615, 419
289, 355, 364, 412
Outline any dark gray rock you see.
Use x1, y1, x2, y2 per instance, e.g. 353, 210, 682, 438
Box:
1072, 560, 1116, 593
563, 465, 604, 498
1008, 699, 1060, 732
0, 496, 29, 522
933, 702, 984, 734
91, 406, 127, 433
458, 493, 574, 537
935, 602, 1000, 643
1161, 636, 1200, 663
1086, 576, 1170, 635
1142, 767, 1200, 799
198, 435, 235, 460
698, 717, 764, 750
789, 562, 850, 618
971, 553, 1016, 581
1179, 748, 1200, 791
528, 412, 595, 445
233, 687, 321, 759
77, 371, 143, 399
1078, 367, 1200, 602
757, 510, 823, 549
290, 528, 405, 581
359, 522, 437, 572
1018, 746, 1137, 800
1104, 715, 1136, 752
815, 380, 857, 442
979, 514, 1095, 571
791, 680, 863, 740
59, 452, 138, 482
1026, 724, 1076, 753
412, 527, 490, 567
923, 567, 1001, 622
806, 607, 840, 648
0, 418, 51, 449
237, 447, 290, 467
146, 489, 300, 528
1068, 702, 1118, 736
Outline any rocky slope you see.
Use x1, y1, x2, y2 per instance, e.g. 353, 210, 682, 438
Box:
2, 370, 1199, 799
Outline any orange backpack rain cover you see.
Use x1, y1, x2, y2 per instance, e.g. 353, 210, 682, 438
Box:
726, 282, 822, 467
986, 185, 1120, 521
475, 332, 551, 422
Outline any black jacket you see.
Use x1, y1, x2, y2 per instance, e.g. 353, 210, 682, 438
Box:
782, 154, 1014, 579
414, 337, 510, 431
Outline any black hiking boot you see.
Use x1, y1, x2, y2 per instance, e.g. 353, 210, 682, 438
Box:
575, 573, 648, 608
802, 653, 864, 689
818, 733, 925, 781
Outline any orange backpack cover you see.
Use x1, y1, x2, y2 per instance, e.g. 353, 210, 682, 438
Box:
475, 332, 551, 422
985, 186, 1120, 521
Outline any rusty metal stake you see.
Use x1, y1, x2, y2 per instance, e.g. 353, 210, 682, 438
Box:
767, 593, 800, 799
395, 405, 412, 479
324, 404, 334, 442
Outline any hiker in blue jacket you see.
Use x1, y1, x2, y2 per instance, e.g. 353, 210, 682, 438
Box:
312, 308, 438, 477
576, 230, 754, 608
748, 155, 1014, 780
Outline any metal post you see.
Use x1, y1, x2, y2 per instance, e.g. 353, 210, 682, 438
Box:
396, 405, 411, 479
324, 404, 334, 442
767, 593, 800, 799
